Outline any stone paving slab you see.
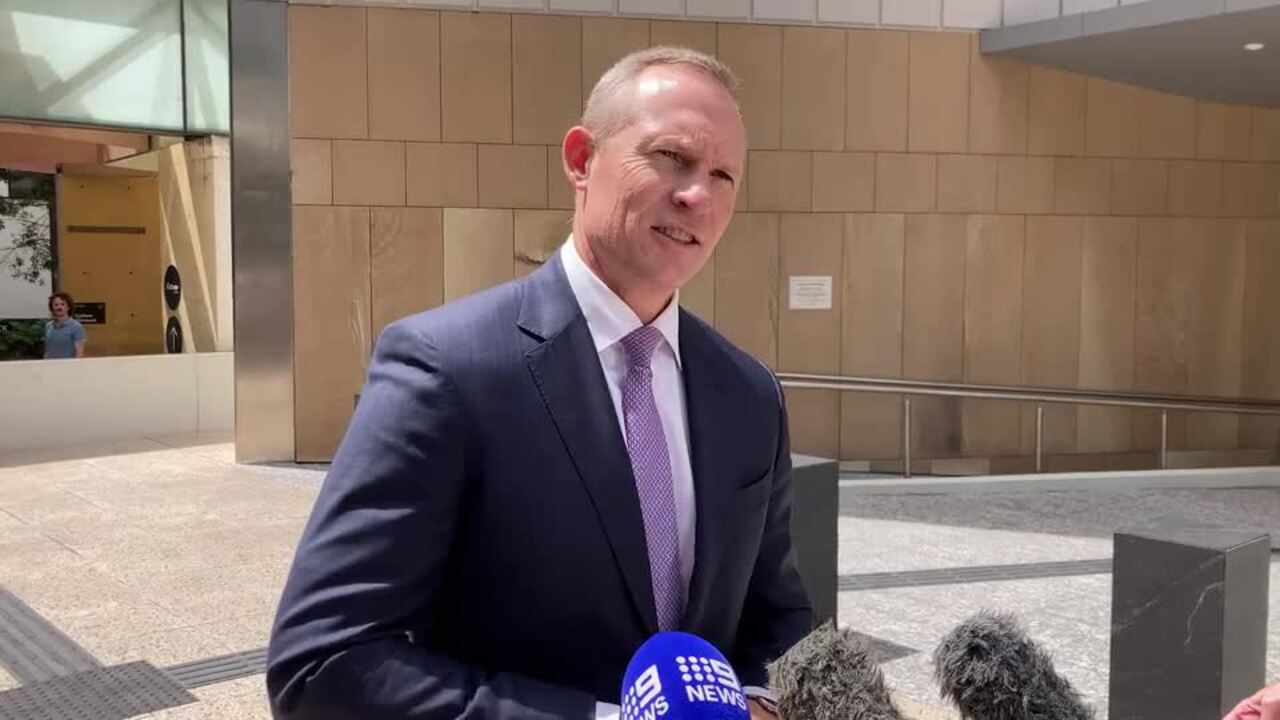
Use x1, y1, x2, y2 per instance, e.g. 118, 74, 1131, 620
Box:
138, 675, 272, 720
843, 487, 1280, 546
839, 516, 1114, 574
839, 558, 1114, 591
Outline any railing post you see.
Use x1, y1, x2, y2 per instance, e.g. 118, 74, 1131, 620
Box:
1160, 409, 1168, 470
903, 397, 912, 479
1035, 404, 1044, 473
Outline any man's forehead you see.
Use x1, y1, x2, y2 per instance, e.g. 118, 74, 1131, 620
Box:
634, 77, 744, 146
641, 64, 738, 102
635, 72, 680, 98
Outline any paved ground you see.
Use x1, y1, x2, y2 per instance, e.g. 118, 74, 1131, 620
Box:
840, 484, 1280, 717
0, 434, 1274, 718
0, 434, 309, 718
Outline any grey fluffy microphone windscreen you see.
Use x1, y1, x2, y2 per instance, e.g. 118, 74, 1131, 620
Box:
766, 621, 904, 720
933, 611, 1094, 720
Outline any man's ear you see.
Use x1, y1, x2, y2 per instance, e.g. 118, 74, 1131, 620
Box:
562, 126, 594, 190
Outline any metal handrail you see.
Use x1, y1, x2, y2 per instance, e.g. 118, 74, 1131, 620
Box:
775, 372, 1280, 477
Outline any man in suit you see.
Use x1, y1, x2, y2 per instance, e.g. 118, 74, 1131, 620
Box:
266, 46, 812, 720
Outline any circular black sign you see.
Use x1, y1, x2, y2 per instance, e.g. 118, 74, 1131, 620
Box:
165, 316, 184, 354
164, 265, 181, 310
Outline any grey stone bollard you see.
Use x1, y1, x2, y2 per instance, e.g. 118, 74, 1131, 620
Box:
789, 454, 838, 627
1109, 525, 1271, 720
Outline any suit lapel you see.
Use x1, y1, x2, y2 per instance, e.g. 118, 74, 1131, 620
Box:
519, 256, 659, 634
679, 313, 741, 631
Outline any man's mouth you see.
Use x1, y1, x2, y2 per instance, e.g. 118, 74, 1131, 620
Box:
653, 226, 698, 245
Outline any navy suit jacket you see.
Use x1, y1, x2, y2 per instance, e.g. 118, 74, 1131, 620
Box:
266, 253, 812, 719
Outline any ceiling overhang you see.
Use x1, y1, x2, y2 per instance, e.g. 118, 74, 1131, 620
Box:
0, 121, 150, 174
981, 0, 1280, 107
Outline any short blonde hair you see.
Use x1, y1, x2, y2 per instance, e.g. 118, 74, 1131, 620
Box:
582, 46, 740, 142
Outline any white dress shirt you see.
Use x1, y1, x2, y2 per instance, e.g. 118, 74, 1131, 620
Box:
561, 240, 699, 720
560, 239, 697, 596
562, 240, 775, 719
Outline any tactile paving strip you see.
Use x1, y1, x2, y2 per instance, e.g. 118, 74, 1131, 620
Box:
838, 558, 1114, 592
165, 647, 268, 689
0, 661, 196, 720
0, 588, 101, 684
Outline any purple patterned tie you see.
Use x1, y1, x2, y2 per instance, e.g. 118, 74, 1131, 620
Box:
620, 325, 683, 631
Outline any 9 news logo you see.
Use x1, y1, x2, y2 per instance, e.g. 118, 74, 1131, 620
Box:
623, 665, 668, 720
622, 655, 747, 720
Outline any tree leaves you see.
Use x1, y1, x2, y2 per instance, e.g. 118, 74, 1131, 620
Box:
0, 169, 55, 286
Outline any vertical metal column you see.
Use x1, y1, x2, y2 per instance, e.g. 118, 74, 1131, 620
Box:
1035, 404, 1044, 473
230, 0, 294, 462
1160, 409, 1169, 470
903, 397, 912, 479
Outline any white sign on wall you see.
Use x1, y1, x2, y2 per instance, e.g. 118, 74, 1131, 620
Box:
788, 275, 833, 310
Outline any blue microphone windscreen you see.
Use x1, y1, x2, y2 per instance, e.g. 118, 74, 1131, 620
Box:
621, 632, 750, 720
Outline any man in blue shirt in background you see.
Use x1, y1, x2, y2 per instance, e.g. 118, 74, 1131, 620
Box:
44, 291, 85, 359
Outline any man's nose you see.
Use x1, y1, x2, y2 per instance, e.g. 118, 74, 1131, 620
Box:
672, 176, 711, 212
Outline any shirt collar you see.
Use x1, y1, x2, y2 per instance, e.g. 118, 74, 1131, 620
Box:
559, 238, 681, 368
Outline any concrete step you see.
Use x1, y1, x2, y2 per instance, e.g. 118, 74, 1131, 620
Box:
840, 448, 1277, 476
1166, 448, 1276, 468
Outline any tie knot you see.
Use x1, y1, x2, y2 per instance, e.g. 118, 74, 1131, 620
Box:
621, 325, 663, 367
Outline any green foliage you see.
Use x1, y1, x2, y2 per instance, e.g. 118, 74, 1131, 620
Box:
0, 169, 56, 286
0, 319, 45, 361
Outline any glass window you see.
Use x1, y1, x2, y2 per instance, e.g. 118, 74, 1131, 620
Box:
0, 1, 185, 132
183, 0, 229, 134
0, 1, 229, 135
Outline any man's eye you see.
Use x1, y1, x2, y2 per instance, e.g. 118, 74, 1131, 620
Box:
658, 149, 682, 163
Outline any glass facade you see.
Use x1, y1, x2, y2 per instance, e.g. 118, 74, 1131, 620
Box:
0, 0, 228, 135
184, 0, 230, 135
